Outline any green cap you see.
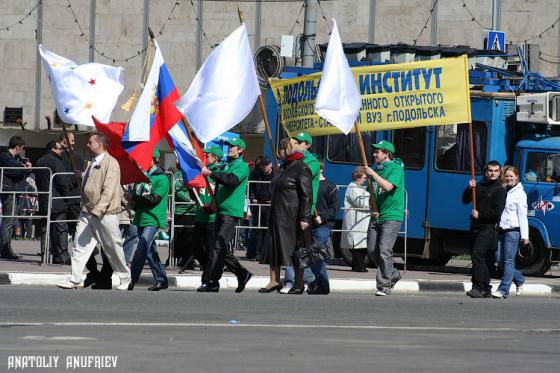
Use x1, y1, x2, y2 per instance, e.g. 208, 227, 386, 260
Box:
371, 140, 395, 154
226, 137, 246, 150
153, 149, 161, 158
203, 146, 224, 158
291, 131, 313, 145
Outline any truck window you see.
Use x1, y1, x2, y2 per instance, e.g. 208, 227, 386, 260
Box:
276, 122, 326, 159
327, 132, 375, 164
524, 152, 560, 183
392, 127, 426, 169
435, 122, 487, 173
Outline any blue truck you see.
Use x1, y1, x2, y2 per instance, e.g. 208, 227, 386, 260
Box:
262, 45, 560, 276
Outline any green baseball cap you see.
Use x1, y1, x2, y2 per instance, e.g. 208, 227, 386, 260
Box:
226, 137, 246, 150
291, 131, 313, 145
153, 149, 161, 158
371, 140, 395, 154
203, 146, 224, 158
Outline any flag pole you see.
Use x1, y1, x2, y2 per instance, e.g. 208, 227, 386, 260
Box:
191, 187, 203, 207
354, 120, 378, 215
468, 121, 477, 210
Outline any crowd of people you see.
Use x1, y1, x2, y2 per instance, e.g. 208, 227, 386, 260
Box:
0, 131, 529, 298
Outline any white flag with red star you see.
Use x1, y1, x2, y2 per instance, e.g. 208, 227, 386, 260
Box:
39, 45, 124, 127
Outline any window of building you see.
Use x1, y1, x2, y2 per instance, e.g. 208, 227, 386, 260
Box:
327, 132, 376, 164
435, 122, 487, 173
392, 127, 426, 169
524, 151, 560, 183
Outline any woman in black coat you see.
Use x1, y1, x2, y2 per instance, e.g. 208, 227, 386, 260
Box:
259, 139, 312, 293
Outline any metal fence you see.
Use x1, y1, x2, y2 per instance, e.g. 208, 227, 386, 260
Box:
1, 167, 407, 269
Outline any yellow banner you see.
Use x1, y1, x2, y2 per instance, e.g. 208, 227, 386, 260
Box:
270, 55, 471, 137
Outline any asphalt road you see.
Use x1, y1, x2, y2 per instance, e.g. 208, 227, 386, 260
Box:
0, 286, 559, 372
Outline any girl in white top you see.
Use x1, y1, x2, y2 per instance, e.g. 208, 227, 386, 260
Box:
493, 166, 527, 299
340, 166, 370, 272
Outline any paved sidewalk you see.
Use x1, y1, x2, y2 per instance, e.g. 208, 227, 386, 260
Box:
2, 240, 560, 297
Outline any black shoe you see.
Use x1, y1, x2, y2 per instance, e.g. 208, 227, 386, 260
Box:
235, 272, 253, 293
258, 283, 282, 293
390, 271, 402, 289
148, 283, 168, 291
127, 283, 134, 291
466, 289, 491, 298
83, 275, 98, 288
197, 283, 219, 292
306, 286, 329, 295
1, 254, 21, 260
91, 281, 112, 290
287, 287, 305, 295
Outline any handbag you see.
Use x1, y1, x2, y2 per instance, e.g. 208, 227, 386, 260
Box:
292, 228, 329, 269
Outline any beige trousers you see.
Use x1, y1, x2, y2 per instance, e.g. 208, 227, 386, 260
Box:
70, 212, 130, 284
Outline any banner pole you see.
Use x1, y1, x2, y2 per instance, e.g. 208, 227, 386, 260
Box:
468, 121, 477, 210
354, 121, 378, 215
257, 95, 280, 169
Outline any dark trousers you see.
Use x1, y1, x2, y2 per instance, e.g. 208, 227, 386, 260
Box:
0, 194, 17, 257
66, 203, 81, 240
205, 214, 248, 287
50, 210, 69, 263
85, 249, 113, 285
173, 215, 194, 261
192, 221, 215, 283
470, 224, 497, 293
351, 248, 367, 272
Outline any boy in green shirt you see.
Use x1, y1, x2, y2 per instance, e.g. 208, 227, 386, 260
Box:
128, 149, 169, 291
364, 140, 405, 296
200, 138, 253, 293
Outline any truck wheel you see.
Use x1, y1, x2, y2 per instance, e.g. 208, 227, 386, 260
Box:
516, 230, 550, 277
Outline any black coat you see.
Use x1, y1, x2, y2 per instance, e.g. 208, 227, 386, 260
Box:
0, 151, 28, 192
36, 151, 71, 214
61, 149, 84, 205
462, 178, 506, 227
265, 157, 312, 266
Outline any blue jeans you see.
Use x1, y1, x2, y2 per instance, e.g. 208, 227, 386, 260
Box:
121, 224, 138, 264
496, 231, 525, 297
130, 226, 168, 286
284, 225, 331, 292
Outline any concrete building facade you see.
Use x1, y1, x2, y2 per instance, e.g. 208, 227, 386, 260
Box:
0, 0, 558, 132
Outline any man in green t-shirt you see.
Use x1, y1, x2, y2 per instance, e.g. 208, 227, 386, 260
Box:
128, 149, 169, 291
364, 140, 405, 296
290, 132, 320, 214
200, 138, 253, 293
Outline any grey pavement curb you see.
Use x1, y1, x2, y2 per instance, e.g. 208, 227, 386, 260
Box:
0, 272, 557, 297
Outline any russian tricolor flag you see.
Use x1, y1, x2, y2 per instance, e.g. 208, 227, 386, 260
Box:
122, 40, 183, 171
166, 122, 207, 189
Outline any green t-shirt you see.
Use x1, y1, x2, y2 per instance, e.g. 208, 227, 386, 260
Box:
302, 150, 320, 214
215, 157, 249, 218
132, 167, 170, 228
173, 172, 196, 216
372, 158, 405, 222
194, 163, 221, 223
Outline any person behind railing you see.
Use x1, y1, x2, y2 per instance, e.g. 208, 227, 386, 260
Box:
57, 132, 131, 290
59, 131, 84, 241
192, 147, 223, 288
245, 155, 263, 260
20, 175, 38, 240
119, 184, 137, 265
0, 135, 32, 260
127, 149, 170, 291
247, 156, 274, 260
172, 164, 196, 269
341, 166, 370, 273
35, 140, 71, 264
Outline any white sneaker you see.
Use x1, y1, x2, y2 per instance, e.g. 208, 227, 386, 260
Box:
491, 291, 505, 299
516, 285, 524, 296
116, 279, 131, 291
57, 281, 83, 289
375, 289, 390, 296
279, 285, 292, 294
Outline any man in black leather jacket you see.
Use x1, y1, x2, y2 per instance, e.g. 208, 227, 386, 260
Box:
462, 160, 506, 298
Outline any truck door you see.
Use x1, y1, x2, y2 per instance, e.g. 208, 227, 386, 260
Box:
523, 151, 560, 247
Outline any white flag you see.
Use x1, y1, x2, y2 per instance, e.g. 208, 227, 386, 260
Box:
314, 19, 361, 135
39, 45, 124, 127
175, 24, 261, 143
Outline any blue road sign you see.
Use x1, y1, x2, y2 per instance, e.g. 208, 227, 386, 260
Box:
487, 30, 505, 52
